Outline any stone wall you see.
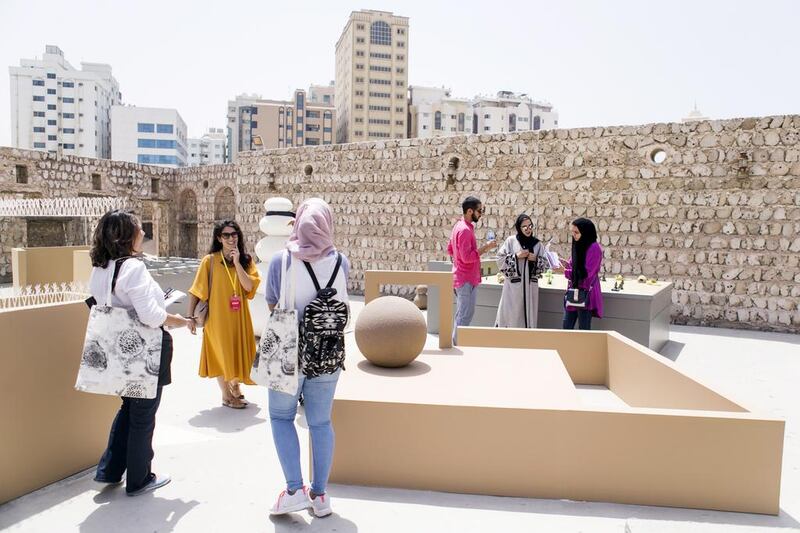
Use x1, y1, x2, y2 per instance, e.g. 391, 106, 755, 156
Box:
2, 114, 799, 332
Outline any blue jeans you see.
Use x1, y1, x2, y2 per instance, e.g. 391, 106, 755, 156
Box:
453, 282, 478, 345
268, 369, 341, 495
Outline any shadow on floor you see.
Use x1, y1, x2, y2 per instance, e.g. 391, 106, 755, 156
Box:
330, 484, 800, 530
79, 490, 199, 533
269, 511, 358, 532
187, 404, 265, 433
356, 360, 431, 377
658, 340, 686, 361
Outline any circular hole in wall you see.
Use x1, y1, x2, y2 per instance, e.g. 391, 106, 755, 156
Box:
448, 156, 460, 171
202, 180, 209, 189
649, 148, 667, 165
304, 164, 313, 177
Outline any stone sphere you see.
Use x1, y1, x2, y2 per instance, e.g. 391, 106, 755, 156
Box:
260, 197, 294, 236
355, 296, 427, 368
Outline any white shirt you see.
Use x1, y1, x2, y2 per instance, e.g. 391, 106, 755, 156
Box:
266, 251, 349, 319
89, 258, 167, 328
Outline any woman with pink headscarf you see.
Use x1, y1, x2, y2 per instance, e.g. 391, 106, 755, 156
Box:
264, 198, 350, 518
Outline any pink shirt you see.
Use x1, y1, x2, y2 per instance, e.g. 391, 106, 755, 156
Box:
447, 218, 481, 288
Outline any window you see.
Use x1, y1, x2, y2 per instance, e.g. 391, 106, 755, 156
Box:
151, 178, 160, 194
33, 127, 45, 133
369, 118, 390, 124
484, 114, 490, 119
369, 131, 390, 138
355, 104, 364, 109
395, 93, 404, 99
47, 119, 56, 125
324, 111, 332, 118
306, 124, 320, 131
434, 111, 442, 130
369, 105, 390, 111
323, 127, 332, 132
138, 123, 155, 133
396, 68, 405, 74
63, 97, 74, 103
48, 135, 56, 140
396, 54, 405, 60
156, 124, 173, 134
47, 73, 56, 79
62, 112, 74, 118
297, 115, 304, 124
63, 143, 75, 149
63, 81, 74, 88
355, 117, 363, 123
533, 116, 541, 130
137, 155, 180, 165
32, 80, 45, 86
355, 63, 364, 70
251, 121, 258, 127
395, 120, 404, 126
371, 21, 391, 45
296, 92, 304, 110
63, 128, 75, 134
306, 110, 320, 118
370, 78, 391, 85
458, 113, 465, 132
397, 41, 405, 48
396, 80, 404, 87
355, 77, 364, 83
156, 139, 176, 148
33, 95, 45, 102
47, 88, 56, 95
370, 65, 391, 72
34, 142, 46, 148
15, 165, 28, 184
354, 130, 363, 136
305, 138, 319, 146
370, 52, 391, 59
356, 50, 364, 57
33, 111, 45, 117
48, 104, 56, 110
369, 92, 390, 98
396, 107, 404, 113
397, 28, 406, 35
356, 23, 365, 30
356, 90, 365, 96
422, 125, 428, 130
484, 126, 491, 131
356, 37, 365, 44
138, 139, 156, 148
92, 173, 102, 190
509, 113, 517, 132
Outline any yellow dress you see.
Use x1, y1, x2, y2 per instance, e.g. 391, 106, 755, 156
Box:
189, 254, 261, 384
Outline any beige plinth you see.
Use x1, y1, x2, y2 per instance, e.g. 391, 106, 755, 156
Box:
330, 328, 784, 515
0, 301, 120, 504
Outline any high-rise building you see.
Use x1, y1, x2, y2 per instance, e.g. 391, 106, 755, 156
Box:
335, 10, 409, 144
309, 82, 335, 106
226, 87, 335, 160
188, 128, 227, 167
408, 86, 473, 138
110, 106, 188, 168
471, 91, 558, 134
9, 45, 121, 159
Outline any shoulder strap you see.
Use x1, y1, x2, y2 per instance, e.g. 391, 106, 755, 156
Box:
302, 260, 322, 293
111, 256, 132, 294
326, 253, 342, 289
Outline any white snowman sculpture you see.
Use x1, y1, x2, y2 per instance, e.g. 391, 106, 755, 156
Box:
252, 197, 295, 335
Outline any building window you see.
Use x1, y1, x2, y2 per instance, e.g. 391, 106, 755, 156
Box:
509, 113, 517, 132
356, 77, 364, 83
47, 88, 56, 95
15, 165, 28, 184
368, 118, 390, 124
324, 111, 332, 119
370, 65, 391, 72
63, 128, 75, 133
323, 127, 332, 132
484, 114, 490, 119
356, 37, 365, 44
355, 104, 363, 109
305, 138, 319, 146
137, 154, 180, 165
92, 173, 101, 190
156, 124, 173, 134
306, 110, 320, 118
251, 121, 258, 127
63, 97, 74, 103
396, 68, 405, 74
47, 104, 56, 110
151, 178, 160, 194
48, 135, 56, 140
33, 111, 45, 117
47, 73, 56, 79
395, 120, 404, 126
63, 81, 74, 88
458, 113, 465, 132
34, 142, 46, 148
369, 105, 390, 111
370, 52, 391, 59
138, 123, 155, 133
434, 111, 442, 130
369, 92, 390, 98
47, 119, 56, 125
297, 130, 304, 137
370, 21, 391, 45
355, 117, 363, 123
138, 139, 156, 148
397, 54, 405, 60
395, 80, 404, 87
355, 63, 364, 70
396, 93, 404, 99
296, 92, 304, 110
33, 127, 45, 133
356, 50, 364, 57
397, 41, 405, 48
62, 112, 74, 118
354, 130, 363, 136
368, 131, 390, 138
356, 23, 365, 30
484, 126, 491, 131
422, 125, 428, 130
356, 90, 365, 96
33, 96, 45, 102
306, 124, 320, 131
533, 116, 541, 130
32, 80, 45, 86
370, 78, 391, 85
63, 143, 75, 149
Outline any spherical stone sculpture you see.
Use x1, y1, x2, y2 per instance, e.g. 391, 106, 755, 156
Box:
355, 296, 427, 368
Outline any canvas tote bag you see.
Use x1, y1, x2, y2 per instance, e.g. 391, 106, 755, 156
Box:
252, 251, 299, 395
75, 258, 163, 399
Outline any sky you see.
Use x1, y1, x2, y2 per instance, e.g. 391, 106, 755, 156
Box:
1, 0, 798, 144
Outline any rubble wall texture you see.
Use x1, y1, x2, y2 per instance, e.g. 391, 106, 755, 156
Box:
3, 114, 799, 331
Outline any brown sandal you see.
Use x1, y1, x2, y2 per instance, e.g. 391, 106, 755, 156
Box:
222, 397, 246, 409
229, 383, 245, 401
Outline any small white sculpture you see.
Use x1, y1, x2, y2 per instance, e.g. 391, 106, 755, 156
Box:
252, 197, 294, 334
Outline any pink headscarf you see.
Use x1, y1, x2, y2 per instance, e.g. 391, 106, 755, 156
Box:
286, 198, 336, 262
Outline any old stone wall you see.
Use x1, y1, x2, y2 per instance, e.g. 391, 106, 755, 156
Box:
2, 114, 799, 332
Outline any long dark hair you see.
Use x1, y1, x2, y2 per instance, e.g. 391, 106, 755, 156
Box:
90, 210, 140, 268
570, 217, 598, 285
208, 219, 252, 269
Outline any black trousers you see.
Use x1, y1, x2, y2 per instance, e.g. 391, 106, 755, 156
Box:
563, 307, 593, 330
94, 330, 172, 493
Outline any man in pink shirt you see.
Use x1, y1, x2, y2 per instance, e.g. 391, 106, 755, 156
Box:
447, 196, 497, 345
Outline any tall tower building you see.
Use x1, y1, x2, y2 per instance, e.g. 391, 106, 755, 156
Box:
335, 10, 409, 144
9, 45, 121, 159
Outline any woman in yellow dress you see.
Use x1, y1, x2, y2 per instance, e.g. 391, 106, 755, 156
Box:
187, 220, 260, 409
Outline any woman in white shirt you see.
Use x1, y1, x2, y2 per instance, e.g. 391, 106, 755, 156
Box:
265, 198, 349, 518
89, 210, 189, 496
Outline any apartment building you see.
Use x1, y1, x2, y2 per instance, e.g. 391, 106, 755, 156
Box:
335, 10, 409, 143
188, 128, 227, 167
9, 45, 121, 159
110, 106, 188, 168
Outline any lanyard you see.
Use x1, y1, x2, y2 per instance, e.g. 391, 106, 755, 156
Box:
220, 252, 238, 296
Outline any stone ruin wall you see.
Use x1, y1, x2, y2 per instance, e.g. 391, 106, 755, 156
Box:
2, 114, 800, 332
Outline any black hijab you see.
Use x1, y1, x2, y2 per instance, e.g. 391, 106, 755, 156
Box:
515, 214, 540, 278
570, 217, 598, 285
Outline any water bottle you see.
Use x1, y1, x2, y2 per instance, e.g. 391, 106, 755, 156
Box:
486, 229, 495, 242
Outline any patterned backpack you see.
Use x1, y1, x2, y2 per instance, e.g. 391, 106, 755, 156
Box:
298, 253, 349, 378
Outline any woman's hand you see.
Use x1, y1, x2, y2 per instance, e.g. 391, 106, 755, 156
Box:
230, 248, 240, 265
188, 317, 197, 335
516, 250, 530, 259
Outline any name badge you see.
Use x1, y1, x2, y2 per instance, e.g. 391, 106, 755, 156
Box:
229, 295, 241, 311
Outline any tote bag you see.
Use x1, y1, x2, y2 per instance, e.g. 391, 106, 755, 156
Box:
252, 251, 299, 395
75, 259, 163, 399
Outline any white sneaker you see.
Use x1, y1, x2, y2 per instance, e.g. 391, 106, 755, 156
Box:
270, 486, 310, 515
309, 491, 332, 517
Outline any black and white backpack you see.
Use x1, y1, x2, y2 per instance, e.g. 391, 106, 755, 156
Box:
298, 253, 349, 378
